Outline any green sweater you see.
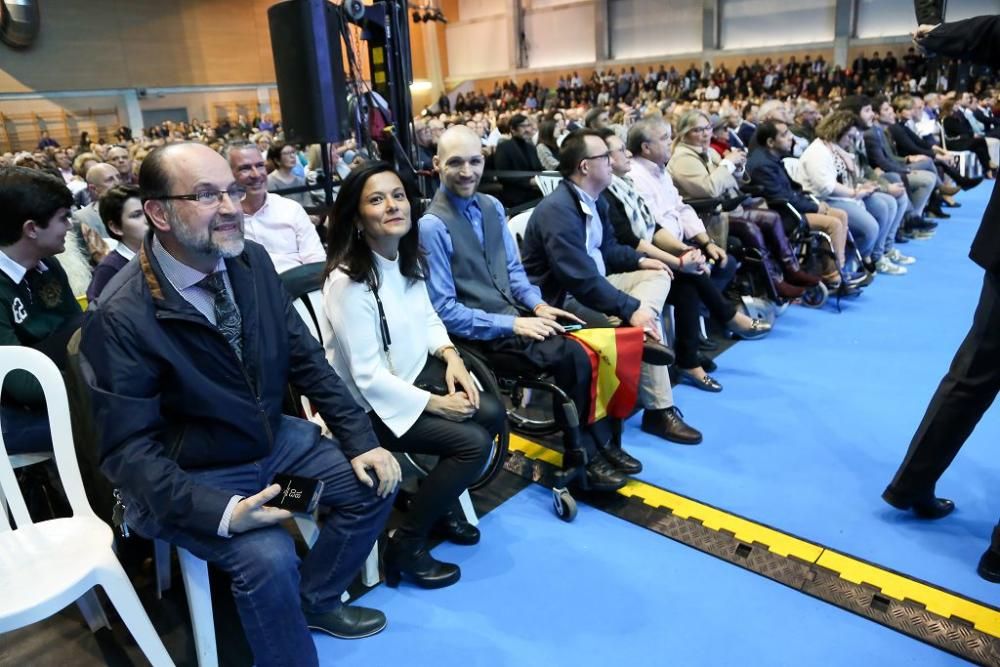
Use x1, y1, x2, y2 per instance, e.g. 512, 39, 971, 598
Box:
0, 257, 82, 407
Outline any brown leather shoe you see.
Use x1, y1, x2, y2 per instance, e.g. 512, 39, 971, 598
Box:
783, 268, 821, 287
775, 280, 806, 300
641, 407, 703, 445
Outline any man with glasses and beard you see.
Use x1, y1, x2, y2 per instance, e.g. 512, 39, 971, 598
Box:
79, 142, 401, 666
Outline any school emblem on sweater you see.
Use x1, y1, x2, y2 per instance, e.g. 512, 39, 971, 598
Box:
11, 297, 26, 324
38, 278, 62, 308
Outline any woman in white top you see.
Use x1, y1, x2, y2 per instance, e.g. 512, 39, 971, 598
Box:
322, 162, 504, 590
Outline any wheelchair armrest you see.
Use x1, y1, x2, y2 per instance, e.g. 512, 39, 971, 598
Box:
683, 196, 724, 215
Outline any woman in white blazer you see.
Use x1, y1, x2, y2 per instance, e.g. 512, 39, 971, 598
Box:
322, 162, 505, 590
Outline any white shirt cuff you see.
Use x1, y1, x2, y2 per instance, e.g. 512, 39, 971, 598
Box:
217, 494, 242, 538
720, 159, 737, 175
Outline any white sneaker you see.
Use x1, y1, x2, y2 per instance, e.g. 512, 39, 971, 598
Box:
876, 256, 908, 275
887, 248, 916, 265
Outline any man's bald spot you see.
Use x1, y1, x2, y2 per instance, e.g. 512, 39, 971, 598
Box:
436, 125, 481, 160
85, 162, 118, 186
157, 141, 232, 189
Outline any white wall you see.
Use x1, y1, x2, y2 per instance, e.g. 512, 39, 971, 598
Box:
446, 17, 513, 76
525, 3, 598, 68
609, 0, 702, 59
720, 0, 836, 49
457, 0, 506, 21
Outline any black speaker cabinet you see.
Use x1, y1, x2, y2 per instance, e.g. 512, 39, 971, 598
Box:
268, 0, 350, 145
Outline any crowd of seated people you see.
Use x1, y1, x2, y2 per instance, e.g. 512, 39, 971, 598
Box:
1, 45, 997, 665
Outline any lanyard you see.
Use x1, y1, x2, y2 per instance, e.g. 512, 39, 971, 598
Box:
370, 281, 395, 374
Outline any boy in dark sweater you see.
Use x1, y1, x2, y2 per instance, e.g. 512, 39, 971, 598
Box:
0, 167, 82, 454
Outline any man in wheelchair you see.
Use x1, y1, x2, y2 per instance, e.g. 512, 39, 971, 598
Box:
420, 126, 647, 492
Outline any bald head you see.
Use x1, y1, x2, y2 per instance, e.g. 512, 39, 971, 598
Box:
434, 126, 485, 198
86, 163, 120, 198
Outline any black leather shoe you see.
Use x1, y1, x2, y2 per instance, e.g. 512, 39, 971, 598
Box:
305, 605, 387, 639
678, 368, 723, 393
583, 457, 628, 492
881, 486, 955, 519
958, 176, 983, 191
642, 337, 675, 366
432, 514, 480, 546
926, 206, 950, 219
383, 533, 461, 589
977, 549, 1000, 583
894, 230, 911, 244
600, 446, 642, 475
909, 217, 939, 231
698, 335, 719, 352
641, 407, 703, 445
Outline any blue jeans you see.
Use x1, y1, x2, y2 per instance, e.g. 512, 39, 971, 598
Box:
863, 191, 898, 261
827, 197, 879, 259
125, 415, 394, 667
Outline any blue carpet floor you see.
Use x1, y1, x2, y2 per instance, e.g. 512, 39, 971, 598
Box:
322, 486, 967, 666
624, 183, 1000, 606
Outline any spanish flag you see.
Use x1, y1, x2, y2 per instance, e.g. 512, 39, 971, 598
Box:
566, 327, 643, 423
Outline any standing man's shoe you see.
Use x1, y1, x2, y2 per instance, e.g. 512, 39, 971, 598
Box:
977, 549, 1000, 583
305, 605, 387, 639
641, 407, 703, 445
881, 486, 956, 519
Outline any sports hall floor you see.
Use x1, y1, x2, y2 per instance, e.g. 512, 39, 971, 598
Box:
3, 186, 998, 666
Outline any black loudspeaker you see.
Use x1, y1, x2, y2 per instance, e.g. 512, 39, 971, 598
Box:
268, 0, 350, 144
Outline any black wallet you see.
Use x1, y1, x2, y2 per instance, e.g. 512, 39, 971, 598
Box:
265, 473, 324, 514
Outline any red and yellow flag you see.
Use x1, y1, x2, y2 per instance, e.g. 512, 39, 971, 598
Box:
566, 327, 643, 423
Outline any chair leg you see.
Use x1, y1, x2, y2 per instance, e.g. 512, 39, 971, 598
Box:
177, 548, 218, 667
98, 559, 175, 667
154, 539, 172, 599
76, 588, 111, 632
458, 489, 479, 527
361, 542, 380, 588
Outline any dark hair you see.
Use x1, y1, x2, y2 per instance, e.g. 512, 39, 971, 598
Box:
871, 95, 890, 113
509, 113, 529, 131
323, 161, 425, 288
537, 119, 560, 153
138, 143, 183, 200
839, 95, 873, 115
557, 129, 603, 178
99, 184, 141, 241
267, 141, 296, 166
754, 120, 786, 147
594, 127, 616, 141
0, 167, 73, 246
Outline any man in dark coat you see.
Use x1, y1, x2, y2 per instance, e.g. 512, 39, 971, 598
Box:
493, 113, 543, 207
883, 11, 1000, 583
80, 143, 401, 664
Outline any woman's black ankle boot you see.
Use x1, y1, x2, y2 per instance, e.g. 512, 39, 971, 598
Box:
383, 531, 461, 589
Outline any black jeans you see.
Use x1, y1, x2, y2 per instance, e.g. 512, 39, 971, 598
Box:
889, 270, 1000, 498
369, 360, 503, 538
667, 272, 737, 370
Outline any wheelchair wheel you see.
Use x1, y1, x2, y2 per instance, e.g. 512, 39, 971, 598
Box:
552, 488, 577, 522
801, 282, 829, 309
403, 349, 510, 492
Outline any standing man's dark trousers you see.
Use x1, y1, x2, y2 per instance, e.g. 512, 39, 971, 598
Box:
886, 269, 1000, 503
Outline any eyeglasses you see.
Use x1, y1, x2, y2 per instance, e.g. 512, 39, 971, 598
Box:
689, 125, 713, 133
582, 152, 611, 164
150, 186, 247, 208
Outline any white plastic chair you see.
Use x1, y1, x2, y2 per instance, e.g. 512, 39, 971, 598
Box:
0, 348, 173, 666
507, 209, 534, 252
533, 172, 562, 197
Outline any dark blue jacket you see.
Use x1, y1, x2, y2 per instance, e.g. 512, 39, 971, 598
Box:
746, 147, 819, 214
864, 125, 909, 174
521, 179, 642, 320
80, 237, 377, 536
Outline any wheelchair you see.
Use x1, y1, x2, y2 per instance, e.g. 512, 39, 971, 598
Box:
684, 192, 830, 311
452, 341, 588, 522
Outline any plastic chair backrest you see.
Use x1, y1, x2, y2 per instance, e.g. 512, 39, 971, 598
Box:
534, 173, 562, 197
293, 298, 321, 342
508, 209, 534, 251
309, 291, 333, 344
0, 347, 93, 531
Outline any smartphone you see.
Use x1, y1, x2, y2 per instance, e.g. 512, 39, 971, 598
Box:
562, 323, 584, 332
265, 473, 324, 514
